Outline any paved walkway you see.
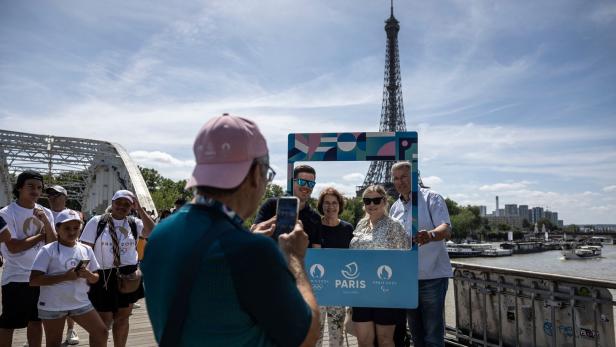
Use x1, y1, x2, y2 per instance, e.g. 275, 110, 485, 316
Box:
1, 265, 358, 346
8, 300, 358, 346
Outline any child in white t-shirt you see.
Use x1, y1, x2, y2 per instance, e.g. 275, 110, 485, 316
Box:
30, 209, 109, 347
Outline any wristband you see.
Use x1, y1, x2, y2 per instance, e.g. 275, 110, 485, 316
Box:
428, 231, 437, 240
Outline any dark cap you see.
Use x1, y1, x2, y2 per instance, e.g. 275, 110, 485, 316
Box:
13, 170, 44, 198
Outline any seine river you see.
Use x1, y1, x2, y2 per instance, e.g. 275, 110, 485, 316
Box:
455, 244, 616, 282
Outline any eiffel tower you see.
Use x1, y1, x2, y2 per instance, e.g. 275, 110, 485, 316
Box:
358, 0, 407, 197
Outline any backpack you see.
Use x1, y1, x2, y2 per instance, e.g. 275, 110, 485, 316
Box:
94, 213, 138, 247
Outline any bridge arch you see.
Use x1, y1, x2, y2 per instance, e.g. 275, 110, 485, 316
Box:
0, 129, 157, 218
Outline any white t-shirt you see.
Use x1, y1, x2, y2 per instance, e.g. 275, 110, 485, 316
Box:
31, 242, 99, 311
80, 215, 143, 269
51, 208, 70, 221
0, 202, 56, 285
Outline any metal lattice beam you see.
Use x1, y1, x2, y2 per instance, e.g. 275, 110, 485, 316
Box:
0, 129, 157, 217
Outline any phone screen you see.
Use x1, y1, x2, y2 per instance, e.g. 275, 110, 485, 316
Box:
273, 197, 299, 239
75, 259, 90, 271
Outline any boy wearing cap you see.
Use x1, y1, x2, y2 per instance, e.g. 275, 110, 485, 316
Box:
80, 189, 154, 347
0, 170, 57, 347
30, 209, 108, 347
46, 184, 83, 345
142, 114, 320, 347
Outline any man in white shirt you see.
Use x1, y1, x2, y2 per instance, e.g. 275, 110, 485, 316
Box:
0, 170, 56, 347
389, 162, 452, 347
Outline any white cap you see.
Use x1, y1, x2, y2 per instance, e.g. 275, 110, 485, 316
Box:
46, 185, 68, 196
112, 190, 135, 204
55, 209, 82, 225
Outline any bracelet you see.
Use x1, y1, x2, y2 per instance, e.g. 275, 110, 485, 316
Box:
428, 231, 437, 240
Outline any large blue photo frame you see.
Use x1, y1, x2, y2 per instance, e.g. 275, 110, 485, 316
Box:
287, 131, 419, 308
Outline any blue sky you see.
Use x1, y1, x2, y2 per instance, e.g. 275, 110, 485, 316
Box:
1, 1, 615, 224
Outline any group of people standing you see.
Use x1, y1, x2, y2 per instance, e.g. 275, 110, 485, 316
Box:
1, 113, 451, 347
251, 162, 450, 347
0, 170, 154, 347
143, 113, 453, 347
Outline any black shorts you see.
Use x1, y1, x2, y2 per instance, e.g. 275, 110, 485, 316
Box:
352, 306, 406, 326
0, 282, 41, 329
89, 266, 144, 313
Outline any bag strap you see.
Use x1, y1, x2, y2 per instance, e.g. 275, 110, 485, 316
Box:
95, 214, 139, 249
94, 214, 110, 244
127, 216, 138, 241
158, 205, 232, 347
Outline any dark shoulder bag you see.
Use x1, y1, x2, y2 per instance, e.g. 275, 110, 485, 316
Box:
159, 209, 227, 347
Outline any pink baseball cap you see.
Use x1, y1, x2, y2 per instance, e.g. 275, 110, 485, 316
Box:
186, 113, 268, 189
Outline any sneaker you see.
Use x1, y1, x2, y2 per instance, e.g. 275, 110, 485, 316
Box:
65, 328, 80, 345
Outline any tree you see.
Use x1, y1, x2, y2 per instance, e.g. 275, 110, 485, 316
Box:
537, 218, 554, 231
139, 167, 191, 211
450, 209, 476, 240
445, 198, 460, 216
340, 197, 365, 227
264, 184, 284, 199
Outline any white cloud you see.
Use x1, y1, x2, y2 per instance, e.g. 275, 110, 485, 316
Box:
313, 182, 359, 198
129, 150, 194, 180
479, 181, 532, 192
421, 176, 443, 187
130, 150, 194, 167
342, 173, 365, 182
602, 185, 616, 192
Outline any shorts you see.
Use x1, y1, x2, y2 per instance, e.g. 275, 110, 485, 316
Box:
38, 303, 94, 320
88, 266, 144, 313
0, 282, 41, 329
352, 306, 406, 326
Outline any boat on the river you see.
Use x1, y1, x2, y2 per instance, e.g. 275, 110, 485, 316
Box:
500, 241, 544, 254
446, 242, 512, 258
561, 242, 602, 260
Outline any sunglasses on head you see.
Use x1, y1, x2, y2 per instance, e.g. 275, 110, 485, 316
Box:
294, 178, 316, 189
363, 197, 384, 205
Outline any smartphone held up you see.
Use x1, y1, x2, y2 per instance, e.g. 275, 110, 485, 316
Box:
273, 197, 299, 239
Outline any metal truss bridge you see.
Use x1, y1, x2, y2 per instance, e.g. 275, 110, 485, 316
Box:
0, 129, 156, 217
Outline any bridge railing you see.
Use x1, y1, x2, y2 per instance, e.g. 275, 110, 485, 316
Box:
446, 261, 615, 347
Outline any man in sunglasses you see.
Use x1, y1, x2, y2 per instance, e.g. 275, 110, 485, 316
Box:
389, 162, 452, 347
254, 165, 322, 248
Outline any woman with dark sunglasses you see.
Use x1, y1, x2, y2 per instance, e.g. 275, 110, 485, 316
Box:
349, 185, 409, 347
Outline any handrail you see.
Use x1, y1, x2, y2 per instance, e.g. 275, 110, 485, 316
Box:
451, 261, 616, 289
447, 261, 616, 347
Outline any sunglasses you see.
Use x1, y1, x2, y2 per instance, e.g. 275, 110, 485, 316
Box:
363, 197, 384, 205
294, 178, 316, 189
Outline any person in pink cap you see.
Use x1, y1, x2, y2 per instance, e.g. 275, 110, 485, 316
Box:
142, 113, 320, 347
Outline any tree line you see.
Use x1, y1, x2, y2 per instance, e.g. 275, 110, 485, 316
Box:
140, 167, 562, 241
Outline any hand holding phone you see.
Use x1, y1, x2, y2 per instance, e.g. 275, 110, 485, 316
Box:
74, 259, 90, 272
273, 197, 299, 239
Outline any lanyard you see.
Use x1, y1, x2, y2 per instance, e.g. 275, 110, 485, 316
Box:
193, 195, 245, 229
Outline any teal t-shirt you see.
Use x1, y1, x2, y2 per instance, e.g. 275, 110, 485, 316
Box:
141, 203, 312, 347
